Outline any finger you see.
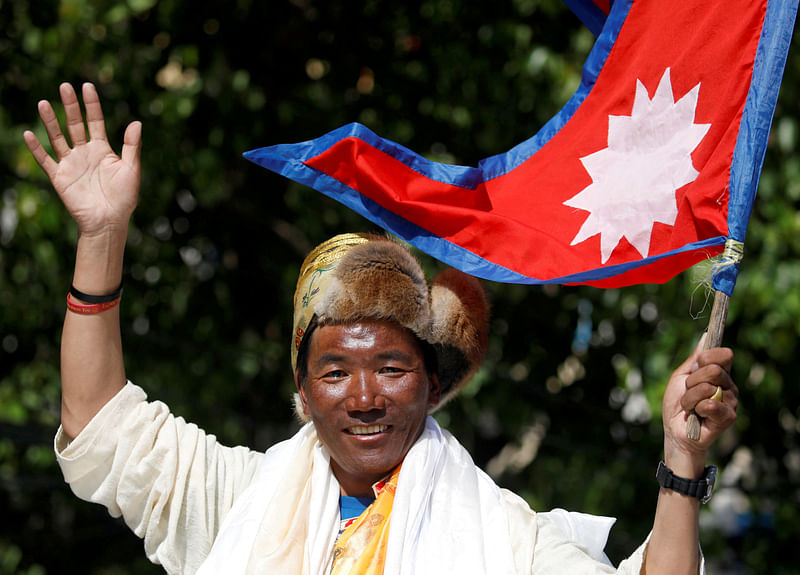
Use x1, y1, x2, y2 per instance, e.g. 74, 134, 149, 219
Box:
694, 392, 738, 425
121, 121, 142, 168
82, 83, 108, 142
681, 369, 737, 413
695, 347, 734, 373
680, 381, 717, 413
694, 408, 737, 447
686, 361, 733, 389
23, 130, 59, 181
719, 387, 739, 411
60, 83, 88, 147
37, 99, 71, 159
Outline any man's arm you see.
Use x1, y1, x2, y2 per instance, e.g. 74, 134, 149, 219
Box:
24, 82, 142, 439
644, 339, 738, 573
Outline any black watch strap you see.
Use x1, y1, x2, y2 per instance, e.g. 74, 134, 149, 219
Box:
656, 461, 717, 504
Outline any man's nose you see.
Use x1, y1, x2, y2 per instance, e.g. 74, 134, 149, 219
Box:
344, 371, 386, 412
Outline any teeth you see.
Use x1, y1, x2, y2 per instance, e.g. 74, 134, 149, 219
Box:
348, 425, 388, 435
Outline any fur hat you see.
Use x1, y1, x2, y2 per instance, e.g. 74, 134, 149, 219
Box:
292, 233, 489, 416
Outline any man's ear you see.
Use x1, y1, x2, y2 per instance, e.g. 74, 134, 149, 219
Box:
427, 372, 441, 408
294, 369, 311, 417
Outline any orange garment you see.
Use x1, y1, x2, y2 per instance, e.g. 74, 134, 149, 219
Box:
330, 466, 401, 575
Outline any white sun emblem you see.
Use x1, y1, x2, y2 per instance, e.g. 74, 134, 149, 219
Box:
564, 68, 711, 264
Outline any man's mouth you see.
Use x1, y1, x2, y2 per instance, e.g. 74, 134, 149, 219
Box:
346, 424, 389, 435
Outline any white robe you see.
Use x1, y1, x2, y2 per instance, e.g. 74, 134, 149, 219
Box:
55, 382, 652, 574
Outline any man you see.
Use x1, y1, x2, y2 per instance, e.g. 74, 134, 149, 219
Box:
25, 83, 738, 574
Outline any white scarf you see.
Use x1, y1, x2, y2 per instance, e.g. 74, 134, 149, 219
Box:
197, 416, 527, 574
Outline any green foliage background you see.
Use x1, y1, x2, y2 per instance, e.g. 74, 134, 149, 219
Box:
1, 0, 798, 572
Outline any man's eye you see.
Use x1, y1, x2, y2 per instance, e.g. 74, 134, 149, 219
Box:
379, 366, 406, 375
323, 370, 347, 379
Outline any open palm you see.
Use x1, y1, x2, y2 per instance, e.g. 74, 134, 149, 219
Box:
24, 82, 142, 237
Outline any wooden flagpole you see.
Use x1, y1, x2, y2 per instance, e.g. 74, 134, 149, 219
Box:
685, 289, 730, 440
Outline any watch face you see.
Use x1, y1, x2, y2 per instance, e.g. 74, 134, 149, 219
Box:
701, 465, 718, 504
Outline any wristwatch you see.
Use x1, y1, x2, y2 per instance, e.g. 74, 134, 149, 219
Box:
656, 461, 717, 504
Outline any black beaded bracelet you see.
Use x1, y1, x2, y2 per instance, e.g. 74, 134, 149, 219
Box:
69, 281, 124, 304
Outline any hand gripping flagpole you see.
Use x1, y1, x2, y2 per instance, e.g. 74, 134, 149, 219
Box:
685, 291, 730, 440
685, 239, 742, 440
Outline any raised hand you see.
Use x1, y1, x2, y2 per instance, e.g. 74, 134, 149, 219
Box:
662, 337, 738, 465
23, 82, 142, 238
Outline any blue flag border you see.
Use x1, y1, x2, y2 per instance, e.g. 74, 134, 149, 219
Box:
245, 0, 798, 290
713, 0, 799, 295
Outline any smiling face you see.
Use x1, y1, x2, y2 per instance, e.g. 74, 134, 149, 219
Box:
295, 318, 440, 497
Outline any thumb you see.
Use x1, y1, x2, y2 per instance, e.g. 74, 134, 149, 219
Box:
121, 121, 142, 168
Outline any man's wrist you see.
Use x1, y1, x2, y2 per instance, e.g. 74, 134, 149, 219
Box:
663, 438, 707, 479
73, 230, 127, 294
656, 460, 717, 504
663, 456, 706, 479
